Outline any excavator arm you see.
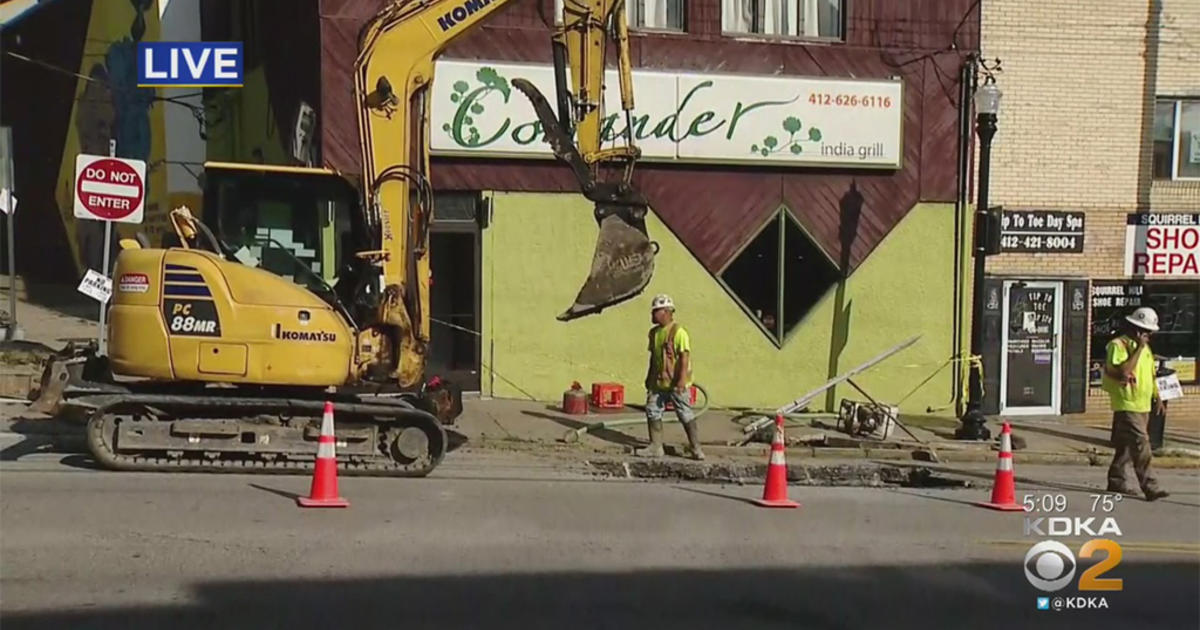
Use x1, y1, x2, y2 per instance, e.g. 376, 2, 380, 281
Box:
513, 0, 658, 322
354, 0, 657, 388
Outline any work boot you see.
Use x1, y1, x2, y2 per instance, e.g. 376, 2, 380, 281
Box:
680, 420, 705, 461
1105, 482, 1136, 495
634, 419, 664, 458
1144, 488, 1170, 502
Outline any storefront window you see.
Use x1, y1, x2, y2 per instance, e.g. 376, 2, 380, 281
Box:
1089, 280, 1200, 385
553, 0, 685, 31
719, 208, 839, 345
721, 0, 844, 40
1152, 97, 1200, 180
1152, 101, 1176, 179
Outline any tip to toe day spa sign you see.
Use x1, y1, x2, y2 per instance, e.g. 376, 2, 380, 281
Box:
1124, 213, 1199, 277
430, 60, 904, 169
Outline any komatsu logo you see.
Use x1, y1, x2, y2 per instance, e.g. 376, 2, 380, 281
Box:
437, 0, 492, 31
273, 324, 336, 343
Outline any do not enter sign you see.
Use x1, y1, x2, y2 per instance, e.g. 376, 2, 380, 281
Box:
73, 154, 146, 223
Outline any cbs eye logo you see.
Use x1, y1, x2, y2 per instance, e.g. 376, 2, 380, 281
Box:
1024, 540, 1124, 592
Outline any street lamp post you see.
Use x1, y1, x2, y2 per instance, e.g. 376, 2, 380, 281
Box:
956, 78, 1003, 441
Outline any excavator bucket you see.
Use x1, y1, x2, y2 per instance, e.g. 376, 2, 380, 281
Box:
510, 77, 660, 321
559, 212, 659, 321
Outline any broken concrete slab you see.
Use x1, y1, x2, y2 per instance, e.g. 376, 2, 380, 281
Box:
583, 457, 973, 488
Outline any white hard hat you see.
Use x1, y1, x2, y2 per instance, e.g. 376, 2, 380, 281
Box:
1125, 306, 1159, 332
650, 293, 674, 311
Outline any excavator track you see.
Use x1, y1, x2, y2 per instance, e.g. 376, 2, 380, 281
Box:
76, 394, 448, 477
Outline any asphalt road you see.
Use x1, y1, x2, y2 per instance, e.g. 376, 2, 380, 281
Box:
1, 448, 1198, 630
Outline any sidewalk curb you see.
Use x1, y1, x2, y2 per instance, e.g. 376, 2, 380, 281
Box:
5, 418, 1198, 473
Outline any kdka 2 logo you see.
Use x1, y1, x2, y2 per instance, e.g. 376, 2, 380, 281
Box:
1024, 517, 1123, 611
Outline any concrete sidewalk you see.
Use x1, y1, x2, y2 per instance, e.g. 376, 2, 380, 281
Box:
450, 397, 1200, 467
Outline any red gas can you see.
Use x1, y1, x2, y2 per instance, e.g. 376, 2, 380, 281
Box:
562, 381, 589, 415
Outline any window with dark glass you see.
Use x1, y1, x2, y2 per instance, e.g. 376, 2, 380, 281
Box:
1152, 97, 1200, 181
720, 209, 840, 345
721, 0, 844, 40
209, 170, 357, 297
554, 0, 685, 31
1088, 280, 1199, 386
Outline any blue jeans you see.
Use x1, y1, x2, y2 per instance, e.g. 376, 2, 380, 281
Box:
645, 389, 696, 424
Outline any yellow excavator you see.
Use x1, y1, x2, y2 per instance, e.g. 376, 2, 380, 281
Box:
30, 0, 658, 476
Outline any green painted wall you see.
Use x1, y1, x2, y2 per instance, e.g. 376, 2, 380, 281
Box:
481, 192, 960, 413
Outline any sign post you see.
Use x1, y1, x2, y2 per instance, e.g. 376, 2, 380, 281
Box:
73, 143, 146, 355
0, 125, 20, 341
99, 140, 115, 355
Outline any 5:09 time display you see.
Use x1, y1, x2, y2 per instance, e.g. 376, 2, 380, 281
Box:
808, 93, 894, 108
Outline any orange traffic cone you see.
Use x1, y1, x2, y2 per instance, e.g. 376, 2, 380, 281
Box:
976, 421, 1023, 511
297, 401, 349, 508
754, 414, 799, 508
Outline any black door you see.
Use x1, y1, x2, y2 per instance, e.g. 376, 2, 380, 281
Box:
427, 193, 482, 391
1003, 281, 1061, 413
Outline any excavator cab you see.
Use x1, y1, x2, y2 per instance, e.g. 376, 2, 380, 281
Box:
200, 162, 376, 328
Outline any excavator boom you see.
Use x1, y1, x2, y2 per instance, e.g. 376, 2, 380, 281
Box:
356, 0, 657, 341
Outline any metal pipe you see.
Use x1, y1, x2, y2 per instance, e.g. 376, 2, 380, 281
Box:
97, 139, 116, 356
551, 40, 574, 138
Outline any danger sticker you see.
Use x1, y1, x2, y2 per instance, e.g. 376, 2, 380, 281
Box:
118, 273, 150, 293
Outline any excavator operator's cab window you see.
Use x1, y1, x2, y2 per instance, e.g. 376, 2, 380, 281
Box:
203, 165, 363, 301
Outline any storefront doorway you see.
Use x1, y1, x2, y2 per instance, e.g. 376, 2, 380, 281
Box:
428, 192, 484, 392
999, 280, 1064, 415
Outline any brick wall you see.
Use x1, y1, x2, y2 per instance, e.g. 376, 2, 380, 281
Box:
980, 0, 1200, 428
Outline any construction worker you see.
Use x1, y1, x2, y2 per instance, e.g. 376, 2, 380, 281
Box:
1101, 306, 1169, 501
635, 294, 705, 460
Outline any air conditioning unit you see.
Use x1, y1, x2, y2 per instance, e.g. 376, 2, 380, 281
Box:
837, 399, 897, 440
292, 102, 317, 166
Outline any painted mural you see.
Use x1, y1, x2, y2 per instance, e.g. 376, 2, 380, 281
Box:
54, 0, 168, 274
202, 65, 293, 168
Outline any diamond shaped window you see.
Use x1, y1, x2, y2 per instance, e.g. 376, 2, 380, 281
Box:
719, 208, 841, 346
